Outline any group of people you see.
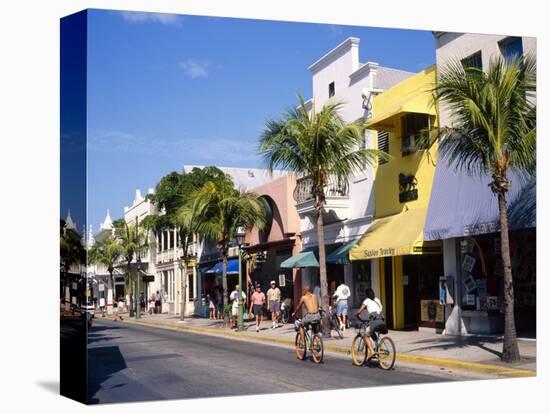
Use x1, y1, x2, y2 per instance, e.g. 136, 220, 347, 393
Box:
210, 280, 283, 332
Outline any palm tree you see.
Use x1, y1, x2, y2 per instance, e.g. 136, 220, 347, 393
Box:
60, 219, 85, 299
114, 218, 149, 317
258, 95, 385, 333
434, 55, 536, 362
88, 234, 123, 309
180, 181, 266, 306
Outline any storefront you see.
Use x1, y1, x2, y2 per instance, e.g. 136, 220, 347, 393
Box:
424, 157, 536, 336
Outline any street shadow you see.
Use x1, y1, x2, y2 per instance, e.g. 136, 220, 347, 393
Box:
37, 380, 59, 395
87, 345, 127, 404
404, 335, 504, 358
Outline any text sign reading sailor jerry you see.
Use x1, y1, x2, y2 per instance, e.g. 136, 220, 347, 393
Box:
362, 247, 396, 258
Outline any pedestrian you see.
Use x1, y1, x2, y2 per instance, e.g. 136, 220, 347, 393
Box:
139, 291, 145, 311
333, 279, 351, 332
229, 285, 246, 329
207, 294, 216, 320
113, 298, 123, 321
148, 293, 155, 315
213, 286, 223, 319
249, 283, 266, 332
266, 280, 281, 329
155, 290, 162, 314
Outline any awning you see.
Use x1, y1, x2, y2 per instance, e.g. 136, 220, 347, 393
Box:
280, 251, 320, 268
350, 208, 440, 260
202, 259, 239, 275
326, 239, 358, 265
365, 66, 437, 131
424, 160, 536, 241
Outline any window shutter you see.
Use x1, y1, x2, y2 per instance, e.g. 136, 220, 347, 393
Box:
377, 131, 389, 164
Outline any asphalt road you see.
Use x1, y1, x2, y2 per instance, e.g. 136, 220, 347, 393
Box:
88, 318, 454, 404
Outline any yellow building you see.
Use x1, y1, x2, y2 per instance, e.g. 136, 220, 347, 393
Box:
350, 65, 443, 331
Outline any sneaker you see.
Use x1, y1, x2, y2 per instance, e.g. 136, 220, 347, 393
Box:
275, 323, 279, 328
256, 326, 260, 332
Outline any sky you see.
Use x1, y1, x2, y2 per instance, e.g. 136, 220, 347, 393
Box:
85, 9, 436, 232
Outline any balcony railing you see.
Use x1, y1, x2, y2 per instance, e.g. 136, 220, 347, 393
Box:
293, 176, 349, 204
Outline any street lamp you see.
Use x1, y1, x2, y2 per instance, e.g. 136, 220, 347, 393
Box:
135, 255, 142, 319
236, 226, 246, 332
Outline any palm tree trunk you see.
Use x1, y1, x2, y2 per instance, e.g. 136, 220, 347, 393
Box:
498, 191, 521, 362
180, 261, 188, 321
222, 254, 228, 307
316, 206, 331, 336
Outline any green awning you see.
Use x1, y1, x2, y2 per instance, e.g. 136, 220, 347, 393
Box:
280, 251, 320, 268
326, 240, 358, 265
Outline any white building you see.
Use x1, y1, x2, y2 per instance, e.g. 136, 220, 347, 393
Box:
297, 37, 414, 308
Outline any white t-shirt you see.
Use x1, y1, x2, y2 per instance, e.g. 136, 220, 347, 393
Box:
230, 290, 245, 308
362, 298, 383, 314
334, 284, 351, 302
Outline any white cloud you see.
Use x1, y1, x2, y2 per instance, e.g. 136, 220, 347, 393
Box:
118, 11, 182, 25
88, 129, 260, 164
178, 59, 210, 79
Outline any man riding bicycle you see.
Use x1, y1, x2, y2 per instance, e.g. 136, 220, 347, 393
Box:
292, 286, 320, 332
355, 288, 384, 356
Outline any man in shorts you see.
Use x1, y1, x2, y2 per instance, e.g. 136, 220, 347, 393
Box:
333, 280, 351, 332
229, 284, 246, 329
249, 283, 266, 332
266, 280, 281, 329
293, 286, 320, 332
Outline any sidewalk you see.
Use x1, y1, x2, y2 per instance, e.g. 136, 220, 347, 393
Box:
109, 312, 536, 378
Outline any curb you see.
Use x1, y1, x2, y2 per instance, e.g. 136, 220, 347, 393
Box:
121, 318, 536, 378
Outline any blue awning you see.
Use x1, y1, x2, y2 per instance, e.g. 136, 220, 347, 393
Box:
326, 239, 358, 264
202, 259, 239, 275
424, 161, 536, 241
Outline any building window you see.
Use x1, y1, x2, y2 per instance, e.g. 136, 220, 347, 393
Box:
461, 50, 482, 70
188, 273, 194, 300
401, 113, 430, 156
499, 37, 523, 63
328, 81, 335, 98
377, 130, 389, 164
169, 230, 174, 249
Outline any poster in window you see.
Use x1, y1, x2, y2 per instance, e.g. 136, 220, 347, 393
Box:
475, 279, 487, 297
420, 300, 444, 322
486, 296, 499, 310
462, 254, 476, 273
464, 294, 476, 306
278, 274, 286, 287
463, 274, 477, 293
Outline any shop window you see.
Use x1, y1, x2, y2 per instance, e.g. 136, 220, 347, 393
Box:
461, 50, 483, 70
499, 37, 523, 63
352, 261, 371, 307
377, 130, 389, 164
328, 81, 335, 98
400, 113, 430, 156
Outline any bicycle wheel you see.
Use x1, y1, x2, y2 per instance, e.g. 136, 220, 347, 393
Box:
311, 334, 324, 364
332, 317, 344, 339
351, 335, 368, 366
295, 329, 307, 360
378, 336, 396, 370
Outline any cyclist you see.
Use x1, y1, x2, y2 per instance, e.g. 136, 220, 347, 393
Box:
355, 288, 384, 356
292, 286, 320, 333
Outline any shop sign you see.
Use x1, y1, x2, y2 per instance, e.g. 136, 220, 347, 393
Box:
420, 300, 444, 322
363, 247, 396, 258
398, 173, 418, 203
99, 298, 105, 307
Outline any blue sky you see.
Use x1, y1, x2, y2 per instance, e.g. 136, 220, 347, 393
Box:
86, 9, 435, 231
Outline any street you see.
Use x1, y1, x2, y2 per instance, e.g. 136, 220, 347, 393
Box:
88, 318, 456, 404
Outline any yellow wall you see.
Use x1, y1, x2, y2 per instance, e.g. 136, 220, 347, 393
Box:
368, 66, 439, 329
371, 65, 439, 218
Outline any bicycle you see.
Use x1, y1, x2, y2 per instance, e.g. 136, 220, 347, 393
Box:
293, 316, 324, 364
351, 316, 396, 370
325, 306, 344, 339
280, 298, 292, 324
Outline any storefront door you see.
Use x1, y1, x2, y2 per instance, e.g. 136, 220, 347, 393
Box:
383, 257, 394, 329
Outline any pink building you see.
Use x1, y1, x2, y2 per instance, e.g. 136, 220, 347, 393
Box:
244, 175, 303, 307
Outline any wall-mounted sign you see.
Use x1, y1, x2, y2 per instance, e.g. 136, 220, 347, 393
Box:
398, 173, 418, 203
278, 274, 286, 287
98, 283, 104, 292
420, 300, 444, 322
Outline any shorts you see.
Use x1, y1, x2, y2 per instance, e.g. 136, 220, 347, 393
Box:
269, 301, 280, 313
231, 305, 238, 316
253, 304, 264, 316
303, 311, 321, 325
336, 300, 348, 316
